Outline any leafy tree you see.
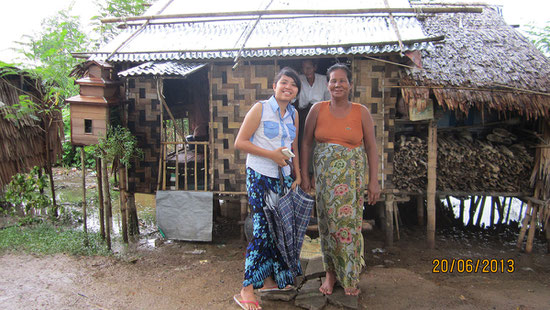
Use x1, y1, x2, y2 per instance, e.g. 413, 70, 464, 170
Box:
93, 0, 153, 44
18, 8, 90, 100
525, 22, 550, 57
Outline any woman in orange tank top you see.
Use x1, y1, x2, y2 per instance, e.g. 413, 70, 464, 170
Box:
300, 63, 381, 296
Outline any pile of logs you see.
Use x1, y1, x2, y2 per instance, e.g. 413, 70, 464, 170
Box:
393, 129, 534, 193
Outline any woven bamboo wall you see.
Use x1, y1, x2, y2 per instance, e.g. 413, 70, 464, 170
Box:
352, 57, 400, 190
210, 63, 276, 192
126, 77, 161, 194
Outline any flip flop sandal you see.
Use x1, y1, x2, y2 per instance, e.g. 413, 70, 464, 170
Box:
258, 285, 294, 293
233, 294, 261, 310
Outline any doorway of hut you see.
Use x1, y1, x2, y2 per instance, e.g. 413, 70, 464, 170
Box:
159, 66, 210, 192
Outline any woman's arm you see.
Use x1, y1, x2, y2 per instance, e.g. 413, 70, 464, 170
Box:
360, 105, 381, 205
300, 102, 321, 192
291, 110, 301, 189
234, 102, 289, 167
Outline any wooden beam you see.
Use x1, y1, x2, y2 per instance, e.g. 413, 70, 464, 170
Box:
427, 120, 437, 249
101, 7, 484, 24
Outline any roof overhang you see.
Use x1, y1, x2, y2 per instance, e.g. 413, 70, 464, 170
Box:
118, 62, 207, 77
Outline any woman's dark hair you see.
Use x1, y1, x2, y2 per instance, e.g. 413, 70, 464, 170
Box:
274, 67, 301, 95
326, 63, 352, 83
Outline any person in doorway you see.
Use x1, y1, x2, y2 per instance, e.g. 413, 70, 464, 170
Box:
233, 67, 302, 310
300, 63, 381, 296
296, 59, 331, 152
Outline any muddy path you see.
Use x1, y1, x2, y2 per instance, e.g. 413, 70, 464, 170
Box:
1, 226, 549, 310
1, 168, 549, 309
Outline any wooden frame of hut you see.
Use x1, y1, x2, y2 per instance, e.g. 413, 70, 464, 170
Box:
72, 1, 549, 251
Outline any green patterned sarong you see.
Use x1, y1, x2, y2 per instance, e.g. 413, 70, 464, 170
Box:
314, 143, 366, 289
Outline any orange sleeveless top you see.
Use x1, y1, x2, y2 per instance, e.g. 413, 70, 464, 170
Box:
314, 101, 363, 148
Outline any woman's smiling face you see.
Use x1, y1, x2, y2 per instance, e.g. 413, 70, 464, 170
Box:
328, 69, 351, 100
273, 74, 299, 103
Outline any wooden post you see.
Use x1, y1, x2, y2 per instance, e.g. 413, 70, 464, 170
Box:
516, 203, 532, 250
504, 197, 512, 224
475, 196, 486, 227
416, 195, 424, 226
466, 196, 480, 227
525, 205, 538, 254
127, 192, 140, 236
385, 194, 394, 247
101, 156, 112, 250
240, 195, 248, 242
81, 147, 87, 235
427, 120, 437, 249
459, 198, 465, 226
393, 201, 400, 241
44, 127, 58, 217
118, 163, 128, 243
96, 157, 105, 240
490, 196, 497, 229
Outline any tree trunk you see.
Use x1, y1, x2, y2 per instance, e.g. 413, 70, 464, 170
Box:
96, 157, 105, 240
44, 130, 57, 217
118, 163, 128, 243
127, 192, 140, 236
101, 156, 112, 250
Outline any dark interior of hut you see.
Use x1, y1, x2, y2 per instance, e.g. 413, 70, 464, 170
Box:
161, 68, 210, 190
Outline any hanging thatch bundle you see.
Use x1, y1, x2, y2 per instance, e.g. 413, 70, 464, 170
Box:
0, 68, 63, 187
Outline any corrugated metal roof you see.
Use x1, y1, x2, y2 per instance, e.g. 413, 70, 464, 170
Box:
91, 0, 435, 62
118, 62, 207, 77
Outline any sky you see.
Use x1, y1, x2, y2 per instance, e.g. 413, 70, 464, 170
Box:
0, 0, 548, 64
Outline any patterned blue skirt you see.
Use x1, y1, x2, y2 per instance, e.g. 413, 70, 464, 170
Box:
243, 167, 296, 289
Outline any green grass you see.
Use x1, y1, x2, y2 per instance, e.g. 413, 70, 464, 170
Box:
0, 223, 111, 256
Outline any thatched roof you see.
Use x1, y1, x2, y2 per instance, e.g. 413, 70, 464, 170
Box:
0, 68, 63, 187
402, 4, 550, 119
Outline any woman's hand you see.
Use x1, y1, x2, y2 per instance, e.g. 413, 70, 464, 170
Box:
291, 175, 301, 190
300, 174, 316, 193
271, 147, 291, 167
367, 181, 381, 205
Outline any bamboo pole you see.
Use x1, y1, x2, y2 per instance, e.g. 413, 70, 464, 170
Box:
427, 120, 437, 249
175, 143, 179, 190
466, 196, 480, 227
204, 144, 208, 191
118, 163, 128, 243
96, 157, 105, 240
101, 7, 484, 24
194, 146, 198, 190
385, 194, 394, 247
157, 146, 164, 191
81, 147, 87, 235
162, 144, 167, 190
416, 195, 424, 226
101, 156, 112, 250
459, 198, 465, 226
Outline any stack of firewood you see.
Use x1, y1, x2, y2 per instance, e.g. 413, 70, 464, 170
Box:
392, 129, 534, 193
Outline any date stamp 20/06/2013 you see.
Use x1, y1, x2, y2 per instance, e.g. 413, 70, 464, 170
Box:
432, 258, 515, 273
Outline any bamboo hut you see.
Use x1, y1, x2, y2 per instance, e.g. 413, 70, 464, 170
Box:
396, 3, 550, 251
0, 67, 63, 187
71, 0, 549, 250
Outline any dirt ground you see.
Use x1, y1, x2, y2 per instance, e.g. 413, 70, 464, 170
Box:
1, 168, 549, 309
1, 224, 549, 310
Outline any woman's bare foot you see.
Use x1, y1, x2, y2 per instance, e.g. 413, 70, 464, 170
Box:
239, 285, 261, 310
344, 287, 361, 296
319, 271, 336, 295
